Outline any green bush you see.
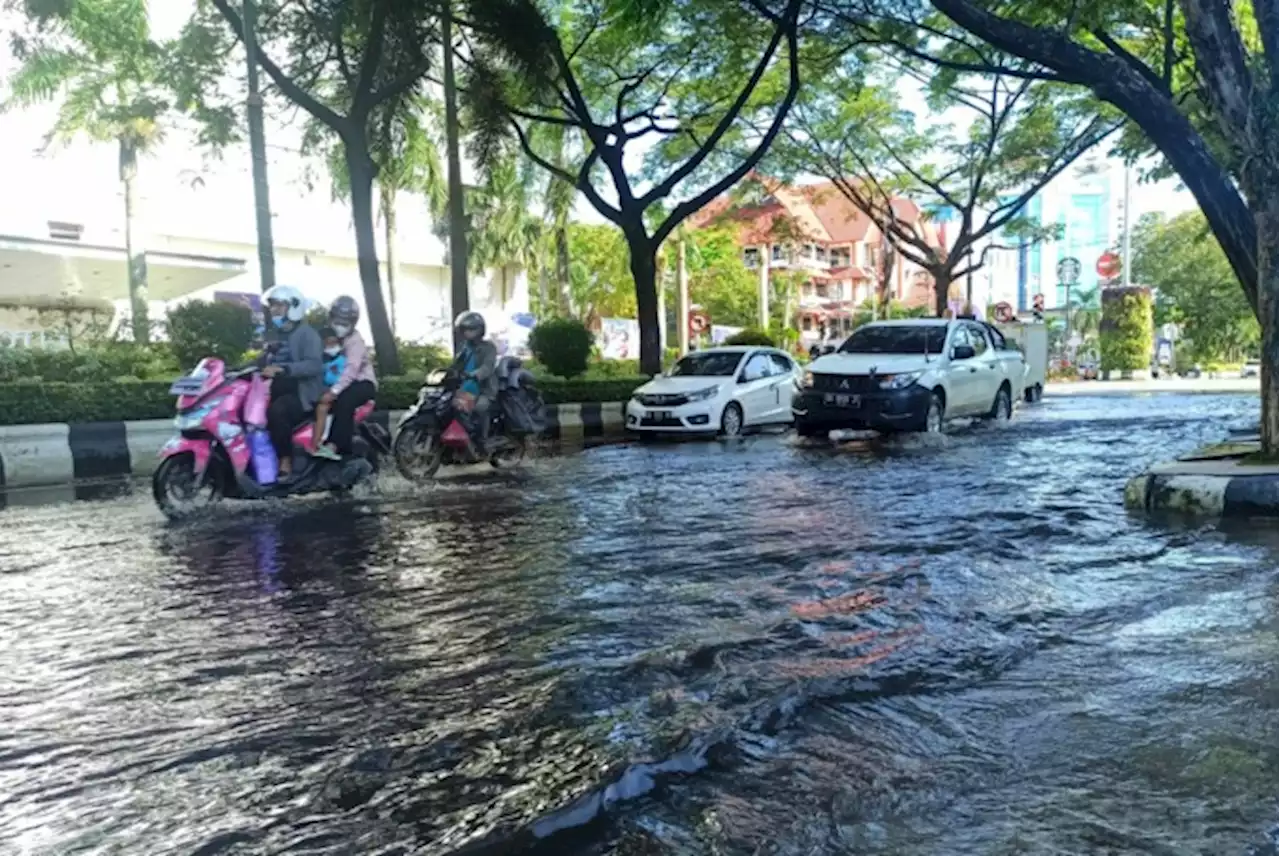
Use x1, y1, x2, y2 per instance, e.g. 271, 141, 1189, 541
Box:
396, 342, 451, 378
0, 344, 180, 383
0, 375, 649, 425
528, 318, 594, 378
724, 328, 777, 346
1099, 287, 1154, 373
166, 301, 256, 370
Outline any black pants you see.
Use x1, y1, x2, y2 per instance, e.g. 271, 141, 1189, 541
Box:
328, 380, 376, 454
267, 377, 304, 460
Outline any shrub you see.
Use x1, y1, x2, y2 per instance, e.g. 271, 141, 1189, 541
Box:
724, 328, 776, 346
1099, 287, 1154, 373
0, 343, 179, 383
528, 318, 594, 378
166, 301, 255, 370
396, 341, 451, 378
0, 376, 651, 425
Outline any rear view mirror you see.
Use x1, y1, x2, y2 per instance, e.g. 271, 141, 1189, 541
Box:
952, 344, 976, 361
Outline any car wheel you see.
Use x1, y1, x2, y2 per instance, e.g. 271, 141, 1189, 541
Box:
986, 385, 1012, 420
923, 391, 945, 434
719, 402, 744, 437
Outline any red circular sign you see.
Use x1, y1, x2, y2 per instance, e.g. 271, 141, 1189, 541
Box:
1096, 251, 1122, 278
688, 312, 709, 334
993, 302, 1014, 323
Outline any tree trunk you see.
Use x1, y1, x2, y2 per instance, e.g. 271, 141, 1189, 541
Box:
381, 182, 398, 336
1257, 188, 1278, 455
119, 137, 149, 344
243, 0, 276, 293
345, 147, 401, 376
932, 269, 950, 318
677, 238, 690, 354
625, 226, 662, 375
878, 242, 896, 317
537, 267, 549, 316
442, 3, 470, 347
556, 225, 572, 315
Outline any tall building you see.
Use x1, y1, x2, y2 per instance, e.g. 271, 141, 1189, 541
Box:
693, 178, 944, 346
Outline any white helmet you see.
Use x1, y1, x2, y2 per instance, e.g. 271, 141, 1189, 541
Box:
264, 285, 307, 322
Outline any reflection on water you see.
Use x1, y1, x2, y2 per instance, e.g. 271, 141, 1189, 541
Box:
0, 393, 1274, 855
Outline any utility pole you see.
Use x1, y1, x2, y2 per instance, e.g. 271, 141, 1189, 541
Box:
243, 0, 276, 293
442, 1, 470, 347
677, 238, 690, 354
1121, 162, 1132, 288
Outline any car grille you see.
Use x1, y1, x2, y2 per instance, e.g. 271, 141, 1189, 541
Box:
812, 374, 877, 393
636, 392, 688, 407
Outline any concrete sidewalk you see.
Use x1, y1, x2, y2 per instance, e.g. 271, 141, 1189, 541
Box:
1046, 377, 1257, 397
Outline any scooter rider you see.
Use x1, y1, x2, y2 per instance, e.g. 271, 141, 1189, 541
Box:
260, 285, 324, 478
450, 311, 498, 450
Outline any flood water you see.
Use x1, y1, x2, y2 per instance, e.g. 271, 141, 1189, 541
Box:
0, 393, 1275, 855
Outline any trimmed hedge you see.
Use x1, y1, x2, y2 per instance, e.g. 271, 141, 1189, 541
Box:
0, 375, 650, 426
1099, 287, 1154, 372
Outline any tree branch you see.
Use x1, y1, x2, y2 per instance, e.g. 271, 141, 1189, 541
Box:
1092, 28, 1171, 95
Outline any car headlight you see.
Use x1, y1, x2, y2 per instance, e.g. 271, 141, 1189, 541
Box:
685, 385, 720, 402
801, 370, 814, 389
877, 371, 923, 390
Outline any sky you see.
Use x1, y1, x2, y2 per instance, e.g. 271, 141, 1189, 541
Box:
0, 1, 1198, 232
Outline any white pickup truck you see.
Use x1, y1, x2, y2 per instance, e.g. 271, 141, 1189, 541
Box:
793, 319, 1027, 436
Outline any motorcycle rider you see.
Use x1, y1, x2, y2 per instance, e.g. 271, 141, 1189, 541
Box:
261, 285, 324, 479
312, 296, 378, 461
450, 311, 498, 450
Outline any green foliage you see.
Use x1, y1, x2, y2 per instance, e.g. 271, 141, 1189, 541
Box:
395, 342, 451, 378
528, 318, 595, 378
0, 376, 647, 425
165, 301, 255, 370
724, 329, 776, 346
1133, 211, 1260, 364
0, 343, 179, 384
1099, 287, 1154, 372
567, 224, 638, 318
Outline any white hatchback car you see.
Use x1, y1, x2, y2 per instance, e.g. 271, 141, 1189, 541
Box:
626, 346, 802, 436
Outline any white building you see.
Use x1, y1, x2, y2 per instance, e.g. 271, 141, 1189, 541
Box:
0, 97, 528, 350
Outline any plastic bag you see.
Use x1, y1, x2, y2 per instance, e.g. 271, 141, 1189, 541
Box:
244, 373, 270, 428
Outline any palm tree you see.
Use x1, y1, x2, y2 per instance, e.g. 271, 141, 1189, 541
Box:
4, 0, 175, 342
468, 155, 543, 309
1070, 283, 1102, 341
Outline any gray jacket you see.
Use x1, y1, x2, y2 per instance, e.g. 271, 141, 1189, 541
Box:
271, 322, 325, 410
450, 339, 499, 399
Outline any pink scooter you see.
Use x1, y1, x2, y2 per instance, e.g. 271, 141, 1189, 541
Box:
152, 357, 389, 517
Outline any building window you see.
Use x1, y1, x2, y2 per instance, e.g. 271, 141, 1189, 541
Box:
771, 243, 788, 262
816, 282, 829, 298
743, 247, 760, 268
830, 246, 851, 268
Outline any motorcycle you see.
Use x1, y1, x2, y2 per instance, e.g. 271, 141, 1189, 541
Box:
392, 356, 546, 482
152, 357, 390, 518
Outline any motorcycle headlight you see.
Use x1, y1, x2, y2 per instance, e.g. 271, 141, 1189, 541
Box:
877, 371, 923, 390
685, 385, 721, 402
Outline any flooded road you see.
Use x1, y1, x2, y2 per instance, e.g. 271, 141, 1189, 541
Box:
0, 393, 1275, 855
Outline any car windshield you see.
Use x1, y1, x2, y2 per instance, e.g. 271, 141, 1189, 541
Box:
838, 325, 947, 355
668, 352, 742, 377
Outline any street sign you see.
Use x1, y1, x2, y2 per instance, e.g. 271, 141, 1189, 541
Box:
1096, 251, 1122, 279
993, 301, 1014, 323
688, 311, 710, 335
1056, 257, 1082, 285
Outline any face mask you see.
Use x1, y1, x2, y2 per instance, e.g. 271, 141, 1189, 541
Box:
332, 324, 351, 338
271, 315, 286, 329
324, 346, 342, 358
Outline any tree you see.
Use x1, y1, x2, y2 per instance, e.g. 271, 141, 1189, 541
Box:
305, 97, 447, 336
1134, 211, 1260, 364
4, 0, 234, 343
464, 0, 805, 374
778, 62, 1117, 316
564, 223, 638, 319
895, 0, 1277, 450
467, 155, 544, 308
202, 0, 438, 375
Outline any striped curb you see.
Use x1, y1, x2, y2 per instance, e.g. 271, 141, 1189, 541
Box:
1123, 470, 1278, 518
0, 402, 628, 502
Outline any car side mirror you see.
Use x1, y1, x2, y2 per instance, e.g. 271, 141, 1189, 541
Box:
952, 344, 976, 361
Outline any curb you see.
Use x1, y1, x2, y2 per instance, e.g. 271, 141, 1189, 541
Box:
0, 402, 628, 501
1123, 470, 1279, 518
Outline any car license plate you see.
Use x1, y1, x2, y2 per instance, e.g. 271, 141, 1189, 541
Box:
651, 410, 673, 421
827, 394, 860, 408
